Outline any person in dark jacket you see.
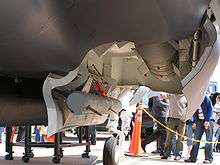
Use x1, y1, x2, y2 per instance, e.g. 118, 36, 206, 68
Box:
140, 97, 155, 152
185, 95, 214, 164
141, 95, 169, 154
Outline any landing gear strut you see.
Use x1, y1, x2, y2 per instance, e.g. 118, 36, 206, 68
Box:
52, 133, 62, 164
22, 126, 33, 163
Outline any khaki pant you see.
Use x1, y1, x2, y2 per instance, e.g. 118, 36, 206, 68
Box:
164, 118, 185, 157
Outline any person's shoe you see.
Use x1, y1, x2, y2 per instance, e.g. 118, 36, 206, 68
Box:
184, 158, 196, 163
141, 141, 146, 153
151, 150, 160, 154
160, 151, 164, 156
174, 155, 182, 160
203, 160, 212, 164
161, 156, 168, 159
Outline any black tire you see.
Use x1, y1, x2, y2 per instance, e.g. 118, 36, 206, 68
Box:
103, 136, 120, 165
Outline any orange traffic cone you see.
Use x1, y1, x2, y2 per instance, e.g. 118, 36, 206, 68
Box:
126, 104, 144, 156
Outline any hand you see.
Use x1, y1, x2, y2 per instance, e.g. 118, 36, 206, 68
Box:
204, 121, 209, 129
192, 123, 196, 129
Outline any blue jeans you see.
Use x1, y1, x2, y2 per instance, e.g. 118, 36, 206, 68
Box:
34, 127, 41, 142
172, 134, 176, 154
190, 120, 214, 161
186, 122, 193, 146
0, 127, 4, 141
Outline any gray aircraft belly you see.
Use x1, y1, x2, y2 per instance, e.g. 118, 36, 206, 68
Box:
0, 0, 208, 78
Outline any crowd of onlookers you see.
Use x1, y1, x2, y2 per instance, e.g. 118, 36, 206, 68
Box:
135, 92, 220, 164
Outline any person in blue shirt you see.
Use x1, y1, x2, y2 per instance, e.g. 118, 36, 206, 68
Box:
185, 95, 214, 164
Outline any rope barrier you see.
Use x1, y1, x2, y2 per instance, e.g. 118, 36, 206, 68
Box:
142, 108, 220, 144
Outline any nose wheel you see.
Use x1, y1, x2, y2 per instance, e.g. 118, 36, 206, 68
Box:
103, 136, 121, 165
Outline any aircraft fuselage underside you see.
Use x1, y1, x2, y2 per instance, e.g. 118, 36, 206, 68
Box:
0, 0, 220, 135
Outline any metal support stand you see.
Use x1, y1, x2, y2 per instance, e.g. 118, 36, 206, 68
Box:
22, 126, 33, 163
81, 126, 90, 158
78, 127, 83, 144
5, 127, 13, 160
59, 132, 64, 158
52, 133, 61, 164
5, 126, 91, 164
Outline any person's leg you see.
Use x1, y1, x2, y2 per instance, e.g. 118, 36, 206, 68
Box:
186, 123, 193, 158
141, 127, 153, 152
157, 117, 167, 154
156, 138, 160, 152
142, 128, 160, 145
186, 123, 193, 146
175, 120, 185, 156
35, 127, 40, 142
171, 134, 176, 155
162, 118, 175, 158
204, 121, 214, 162
214, 128, 220, 152
188, 121, 204, 161
217, 136, 220, 152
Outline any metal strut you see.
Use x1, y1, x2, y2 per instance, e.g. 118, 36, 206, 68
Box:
22, 126, 33, 163
192, 30, 201, 68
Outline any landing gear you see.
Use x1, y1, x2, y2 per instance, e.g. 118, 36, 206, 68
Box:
103, 135, 121, 165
